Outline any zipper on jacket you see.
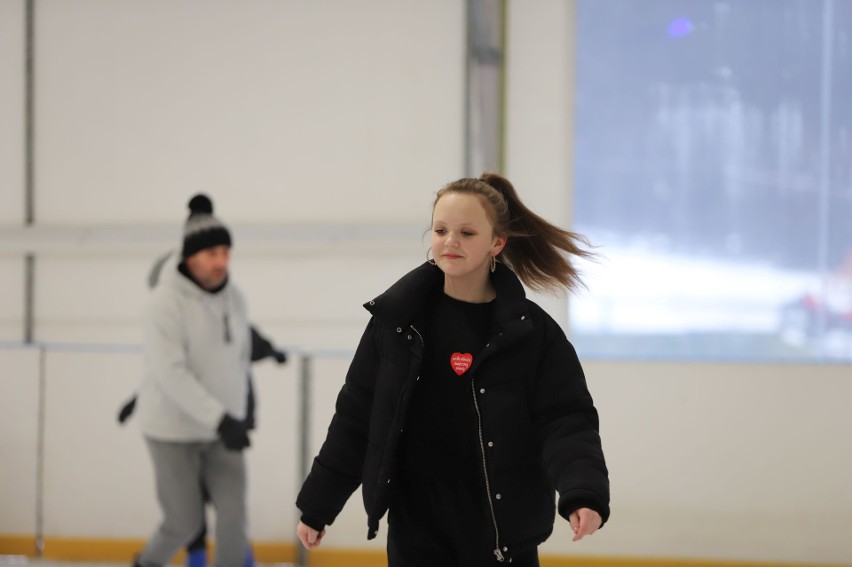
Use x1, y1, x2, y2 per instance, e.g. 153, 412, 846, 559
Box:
411, 322, 503, 561
471, 379, 504, 562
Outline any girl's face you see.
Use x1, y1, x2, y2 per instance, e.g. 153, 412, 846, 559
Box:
431, 192, 505, 280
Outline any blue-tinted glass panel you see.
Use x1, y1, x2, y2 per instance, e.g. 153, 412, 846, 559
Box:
571, 0, 852, 361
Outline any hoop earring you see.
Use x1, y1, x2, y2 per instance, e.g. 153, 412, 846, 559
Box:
490, 255, 497, 273
426, 247, 436, 266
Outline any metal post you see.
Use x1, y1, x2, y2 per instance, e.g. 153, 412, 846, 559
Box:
25, 0, 35, 226
35, 345, 46, 556
465, 0, 506, 176
296, 353, 312, 567
24, 0, 36, 344
24, 254, 35, 343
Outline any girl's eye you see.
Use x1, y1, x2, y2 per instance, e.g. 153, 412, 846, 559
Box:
462, 231, 474, 237
433, 228, 446, 235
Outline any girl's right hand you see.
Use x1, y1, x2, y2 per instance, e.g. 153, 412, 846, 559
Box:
296, 521, 326, 549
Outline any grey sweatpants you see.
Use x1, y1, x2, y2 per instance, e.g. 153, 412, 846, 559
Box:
138, 438, 248, 567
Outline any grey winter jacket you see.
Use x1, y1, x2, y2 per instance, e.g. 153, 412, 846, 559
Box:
137, 254, 251, 441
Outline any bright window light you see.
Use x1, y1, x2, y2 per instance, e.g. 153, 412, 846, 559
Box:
571, 0, 852, 362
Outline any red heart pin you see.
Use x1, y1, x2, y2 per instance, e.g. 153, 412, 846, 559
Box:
450, 352, 473, 376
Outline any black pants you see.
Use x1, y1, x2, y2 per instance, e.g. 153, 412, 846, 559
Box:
386, 471, 539, 567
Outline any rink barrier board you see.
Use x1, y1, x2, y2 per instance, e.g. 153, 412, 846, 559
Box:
1, 536, 848, 567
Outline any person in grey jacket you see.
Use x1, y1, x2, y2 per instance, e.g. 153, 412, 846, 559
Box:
134, 194, 253, 567
296, 173, 610, 566
120, 250, 287, 567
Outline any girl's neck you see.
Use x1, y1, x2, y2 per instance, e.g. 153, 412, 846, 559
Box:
443, 273, 496, 304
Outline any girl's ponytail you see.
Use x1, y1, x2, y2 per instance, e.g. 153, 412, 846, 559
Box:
436, 173, 595, 292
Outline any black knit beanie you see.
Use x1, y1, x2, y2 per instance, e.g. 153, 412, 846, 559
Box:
181, 194, 232, 259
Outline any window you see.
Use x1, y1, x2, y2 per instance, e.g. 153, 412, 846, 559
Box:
571, 0, 852, 361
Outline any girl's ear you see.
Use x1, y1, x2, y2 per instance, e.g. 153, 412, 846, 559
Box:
492, 234, 507, 256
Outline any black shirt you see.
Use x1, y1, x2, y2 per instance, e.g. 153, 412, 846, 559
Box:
399, 289, 495, 477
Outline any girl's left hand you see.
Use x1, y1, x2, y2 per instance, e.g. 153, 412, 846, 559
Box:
569, 507, 602, 542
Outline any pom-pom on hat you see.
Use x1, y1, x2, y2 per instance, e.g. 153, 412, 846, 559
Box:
181, 194, 232, 259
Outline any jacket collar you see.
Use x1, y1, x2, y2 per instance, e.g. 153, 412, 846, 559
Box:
364, 261, 533, 343
364, 262, 443, 327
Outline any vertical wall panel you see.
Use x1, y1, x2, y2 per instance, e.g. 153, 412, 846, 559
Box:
242, 360, 301, 541
41, 351, 158, 537
505, 0, 573, 222
35, 252, 156, 344
504, 0, 573, 328
34, 0, 464, 226
0, 258, 24, 341
0, 349, 40, 536
554, 362, 852, 563
0, 0, 25, 224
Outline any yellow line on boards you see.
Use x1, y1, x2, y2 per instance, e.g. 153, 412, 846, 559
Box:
0, 537, 847, 567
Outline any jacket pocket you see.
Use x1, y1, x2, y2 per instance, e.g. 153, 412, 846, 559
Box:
491, 464, 555, 549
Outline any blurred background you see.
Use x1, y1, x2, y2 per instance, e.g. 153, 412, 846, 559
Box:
1, 1, 850, 566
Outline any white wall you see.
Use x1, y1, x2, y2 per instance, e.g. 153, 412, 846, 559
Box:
0, 349, 39, 537
568, 361, 852, 564
32, 0, 463, 226
1, 1, 851, 565
0, 0, 25, 227
0, 0, 26, 342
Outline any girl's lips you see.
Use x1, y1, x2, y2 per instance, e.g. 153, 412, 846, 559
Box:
443, 254, 463, 259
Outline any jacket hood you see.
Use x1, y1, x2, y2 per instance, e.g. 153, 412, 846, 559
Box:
147, 250, 176, 290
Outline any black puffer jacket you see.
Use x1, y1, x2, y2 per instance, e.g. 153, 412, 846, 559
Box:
296, 262, 609, 558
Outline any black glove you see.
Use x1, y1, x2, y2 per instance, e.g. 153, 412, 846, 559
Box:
273, 349, 287, 364
250, 326, 275, 362
250, 326, 287, 365
117, 395, 137, 424
216, 414, 251, 451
